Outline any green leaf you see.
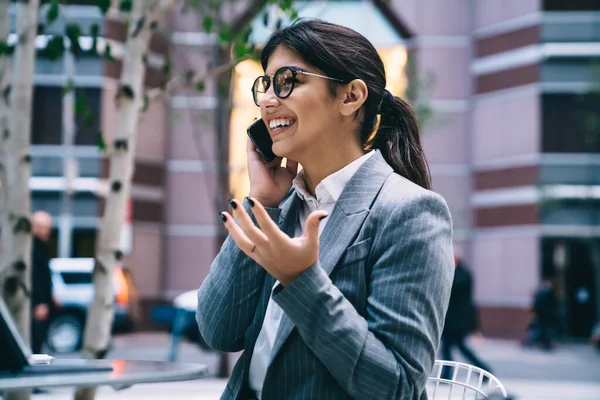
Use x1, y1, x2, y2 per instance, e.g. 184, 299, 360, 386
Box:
98, 130, 107, 151
90, 23, 101, 38
218, 27, 231, 45
39, 36, 65, 61
103, 44, 115, 61
0, 41, 9, 56
241, 27, 253, 43
233, 42, 249, 59
46, 0, 60, 24
203, 16, 214, 33
66, 23, 83, 55
83, 111, 95, 128
279, 0, 293, 10
195, 81, 205, 92
119, 0, 133, 12
75, 95, 88, 116
95, 0, 111, 15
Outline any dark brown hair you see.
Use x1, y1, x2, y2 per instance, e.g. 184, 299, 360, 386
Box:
260, 19, 432, 190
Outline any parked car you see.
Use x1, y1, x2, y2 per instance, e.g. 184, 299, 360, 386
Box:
47, 258, 140, 353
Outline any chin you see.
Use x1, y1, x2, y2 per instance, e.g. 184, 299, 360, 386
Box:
271, 141, 292, 159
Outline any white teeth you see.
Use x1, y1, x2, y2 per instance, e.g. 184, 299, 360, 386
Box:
269, 118, 294, 130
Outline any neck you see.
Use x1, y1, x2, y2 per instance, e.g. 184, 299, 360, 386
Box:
300, 145, 366, 196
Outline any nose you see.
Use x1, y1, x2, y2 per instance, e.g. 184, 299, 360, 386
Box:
258, 83, 280, 109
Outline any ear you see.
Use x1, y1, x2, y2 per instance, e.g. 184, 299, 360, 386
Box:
338, 79, 368, 116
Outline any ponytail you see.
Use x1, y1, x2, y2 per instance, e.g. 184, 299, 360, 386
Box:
372, 91, 432, 190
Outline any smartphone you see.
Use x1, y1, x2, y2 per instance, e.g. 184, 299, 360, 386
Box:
247, 118, 277, 163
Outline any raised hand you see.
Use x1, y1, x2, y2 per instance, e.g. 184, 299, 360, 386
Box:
220, 197, 327, 286
247, 137, 298, 208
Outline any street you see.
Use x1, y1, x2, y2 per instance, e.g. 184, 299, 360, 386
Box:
29, 332, 600, 399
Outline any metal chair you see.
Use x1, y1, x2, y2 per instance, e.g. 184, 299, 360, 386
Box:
426, 360, 508, 399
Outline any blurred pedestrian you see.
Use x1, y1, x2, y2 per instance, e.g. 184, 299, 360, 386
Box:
196, 19, 454, 400
441, 256, 492, 379
30, 210, 54, 355
523, 278, 559, 351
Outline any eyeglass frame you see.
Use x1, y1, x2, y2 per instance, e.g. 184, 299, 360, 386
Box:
251, 66, 346, 107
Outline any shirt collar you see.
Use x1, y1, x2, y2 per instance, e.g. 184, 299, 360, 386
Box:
292, 149, 378, 204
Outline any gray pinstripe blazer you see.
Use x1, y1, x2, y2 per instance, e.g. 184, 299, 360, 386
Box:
196, 152, 454, 400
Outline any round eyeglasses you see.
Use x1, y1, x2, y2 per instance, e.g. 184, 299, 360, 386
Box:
251, 66, 345, 107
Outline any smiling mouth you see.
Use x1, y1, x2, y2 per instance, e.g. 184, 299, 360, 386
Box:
269, 118, 296, 134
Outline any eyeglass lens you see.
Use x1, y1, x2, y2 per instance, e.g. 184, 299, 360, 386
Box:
252, 67, 295, 106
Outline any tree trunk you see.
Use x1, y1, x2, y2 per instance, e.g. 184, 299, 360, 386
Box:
74, 0, 153, 399
0, 1, 11, 259
0, 1, 40, 399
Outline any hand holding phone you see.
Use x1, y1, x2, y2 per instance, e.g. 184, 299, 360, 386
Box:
246, 118, 298, 208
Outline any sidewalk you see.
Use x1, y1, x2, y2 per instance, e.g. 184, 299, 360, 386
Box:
32, 332, 600, 399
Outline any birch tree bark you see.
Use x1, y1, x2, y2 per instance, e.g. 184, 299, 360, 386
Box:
0, 1, 11, 264
0, 0, 39, 345
0, 1, 40, 399
74, 1, 175, 399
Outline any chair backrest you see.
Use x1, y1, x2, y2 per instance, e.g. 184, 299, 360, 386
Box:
426, 360, 508, 399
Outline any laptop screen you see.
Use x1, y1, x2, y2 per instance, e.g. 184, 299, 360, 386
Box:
0, 296, 32, 372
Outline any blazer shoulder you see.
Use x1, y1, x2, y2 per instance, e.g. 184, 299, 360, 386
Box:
376, 173, 450, 215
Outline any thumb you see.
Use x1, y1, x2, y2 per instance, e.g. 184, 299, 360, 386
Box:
303, 211, 328, 244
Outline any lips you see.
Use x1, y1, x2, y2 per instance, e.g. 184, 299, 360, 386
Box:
267, 116, 296, 137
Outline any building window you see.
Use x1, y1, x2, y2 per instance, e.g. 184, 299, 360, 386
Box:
30, 86, 101, 146
71, 228, 97, 258
542, 93, 600, 153
32, 86, 62, 145
32, 192, 62, 217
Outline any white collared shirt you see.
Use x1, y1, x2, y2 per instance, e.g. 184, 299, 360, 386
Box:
248, 150, 378, 399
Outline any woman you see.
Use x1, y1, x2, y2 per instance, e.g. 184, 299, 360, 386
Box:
197, 19, 454, 400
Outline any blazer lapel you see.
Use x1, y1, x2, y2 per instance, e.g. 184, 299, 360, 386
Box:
267, 152, 394, 366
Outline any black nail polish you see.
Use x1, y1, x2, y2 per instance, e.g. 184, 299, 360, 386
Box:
219, 212, 227, 222
246, 197, 255, 207
319, 215, 327, 221
228, 199, 237, 209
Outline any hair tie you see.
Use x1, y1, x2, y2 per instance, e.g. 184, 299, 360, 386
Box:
384, 89, 394, 104
378, 90, 394, 114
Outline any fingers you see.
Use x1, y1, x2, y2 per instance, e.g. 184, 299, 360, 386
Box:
246, 197, 284, 240
228, 199, 268, 247
266, 157, 284, 169
219, 211, 257, 255
246, 135, 256, 154
246, 137, 262, 162
285, 158, 299, 175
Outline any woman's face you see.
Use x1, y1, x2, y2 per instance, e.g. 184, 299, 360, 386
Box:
259, 46, 343, 163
